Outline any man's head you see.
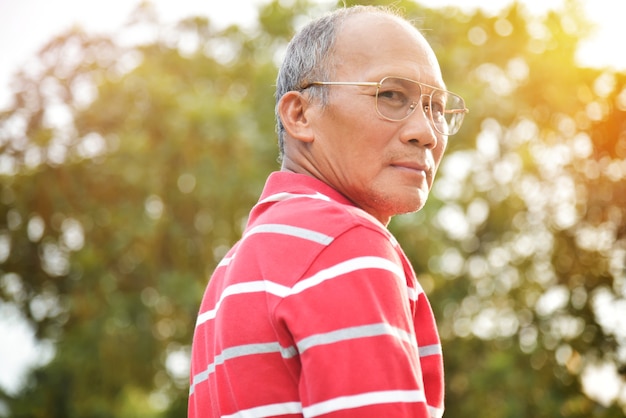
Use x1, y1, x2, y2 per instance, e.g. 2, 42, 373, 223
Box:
275, 6, 466, 225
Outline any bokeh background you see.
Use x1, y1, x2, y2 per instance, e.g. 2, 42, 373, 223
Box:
0, 0, 625, 417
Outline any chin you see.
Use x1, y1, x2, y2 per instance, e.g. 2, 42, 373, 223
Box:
384, 197, 428, 219
398, 201, 426, 216
401, 190, 429, 212
368, 189, 429, 221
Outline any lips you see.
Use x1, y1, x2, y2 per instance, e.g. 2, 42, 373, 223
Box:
391, 161, 432, 177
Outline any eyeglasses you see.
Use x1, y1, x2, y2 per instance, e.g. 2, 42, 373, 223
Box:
302, 76, 469, 136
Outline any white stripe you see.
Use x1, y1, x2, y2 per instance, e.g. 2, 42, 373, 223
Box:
428, 405, 445, 418
244, 223, 333, 245
257, 191, 331, 205
388, 233, 399, 246
407, 286, 419, 302
217, 255, 234, 268
195, 281, 289, 327
302, 390, 425, 417
189, 342, 298, 395
291, 256, 404, 295
419, 343, 442, 358
297, 323, 417, 354
222, 401, 302, 418
196, 256, 404, 328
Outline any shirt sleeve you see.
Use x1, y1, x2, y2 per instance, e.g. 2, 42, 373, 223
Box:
272, 224, 432, 418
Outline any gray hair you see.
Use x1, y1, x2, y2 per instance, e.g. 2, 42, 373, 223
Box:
274, 5, 403, 159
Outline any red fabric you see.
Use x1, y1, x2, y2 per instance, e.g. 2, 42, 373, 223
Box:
189, 171, 444, 418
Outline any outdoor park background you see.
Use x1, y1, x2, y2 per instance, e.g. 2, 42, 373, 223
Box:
0, 0, 625, 416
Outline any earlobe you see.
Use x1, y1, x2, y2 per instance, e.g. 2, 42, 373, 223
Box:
278, 91, 315, 143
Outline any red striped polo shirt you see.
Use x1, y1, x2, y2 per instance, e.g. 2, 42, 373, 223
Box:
189, 171, 444, 418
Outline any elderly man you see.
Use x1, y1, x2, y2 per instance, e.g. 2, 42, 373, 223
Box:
189, 5, 467, 418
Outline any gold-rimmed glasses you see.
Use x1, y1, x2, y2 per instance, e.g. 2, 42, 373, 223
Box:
302, 76, 469, 136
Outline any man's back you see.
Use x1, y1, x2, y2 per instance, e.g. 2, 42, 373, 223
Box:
189, 172, 444, 418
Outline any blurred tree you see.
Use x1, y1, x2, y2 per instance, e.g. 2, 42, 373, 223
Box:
0, 0, 624, 417
380, 1, 626, 417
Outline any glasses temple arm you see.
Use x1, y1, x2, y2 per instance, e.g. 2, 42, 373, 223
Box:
444, 108, 469, 114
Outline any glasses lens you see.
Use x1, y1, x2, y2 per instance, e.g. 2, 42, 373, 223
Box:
376, 77, 421, 121
431, 89, 466, 135
376, 77, 466, 135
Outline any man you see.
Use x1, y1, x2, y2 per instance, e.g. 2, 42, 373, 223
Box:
189, 5, 467, 418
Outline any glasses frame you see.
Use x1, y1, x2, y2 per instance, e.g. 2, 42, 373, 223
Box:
302, 76, 469, 136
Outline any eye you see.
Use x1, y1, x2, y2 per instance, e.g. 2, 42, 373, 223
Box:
378, 88, 410, 107
426, 99, 446, 121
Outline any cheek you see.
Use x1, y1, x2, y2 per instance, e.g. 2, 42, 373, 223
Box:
317, 104, 394, 169
433, 138, 448, 166
335, 128, 389, 163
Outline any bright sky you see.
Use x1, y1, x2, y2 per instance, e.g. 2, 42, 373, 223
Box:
0, 0, 624, 112
0, 0, 624, 401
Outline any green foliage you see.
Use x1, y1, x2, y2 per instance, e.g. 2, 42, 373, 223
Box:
0, 0, 624, 416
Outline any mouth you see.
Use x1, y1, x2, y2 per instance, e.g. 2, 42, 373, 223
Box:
391, 161, 432, 177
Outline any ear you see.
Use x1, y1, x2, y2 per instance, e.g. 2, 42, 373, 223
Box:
277, 91, 315, 143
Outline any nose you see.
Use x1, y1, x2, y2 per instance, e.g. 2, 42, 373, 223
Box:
401, 102, 438, 149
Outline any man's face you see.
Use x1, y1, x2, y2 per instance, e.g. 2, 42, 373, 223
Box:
305, 14, 449, 225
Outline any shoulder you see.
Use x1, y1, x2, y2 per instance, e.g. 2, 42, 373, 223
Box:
257, 191, 392, 243
235, 194, 400, 286
253, 171, 392, 241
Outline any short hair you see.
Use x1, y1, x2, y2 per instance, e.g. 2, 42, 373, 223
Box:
274, 5, 404, 159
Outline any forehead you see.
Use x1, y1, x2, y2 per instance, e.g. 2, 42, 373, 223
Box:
333, 13, 443, 87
